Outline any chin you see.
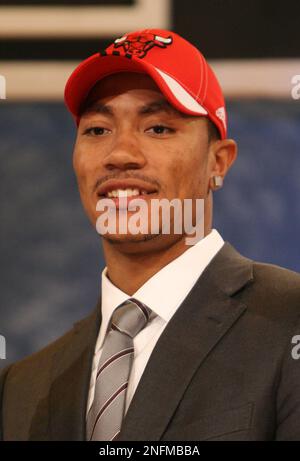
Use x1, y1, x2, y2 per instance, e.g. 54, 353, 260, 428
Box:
101, 232, 185, 256
101, 232, 159, 244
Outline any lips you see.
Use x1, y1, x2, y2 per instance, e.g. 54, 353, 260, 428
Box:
96, 179, 158, 198
95, 179, 158, 211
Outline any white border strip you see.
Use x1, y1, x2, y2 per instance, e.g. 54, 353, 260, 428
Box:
212, 59, 300, 99
0, 0, 171, 38
0, 59, 299, 100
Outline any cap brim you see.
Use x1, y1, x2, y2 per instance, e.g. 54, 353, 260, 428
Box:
64, 53, 208, 122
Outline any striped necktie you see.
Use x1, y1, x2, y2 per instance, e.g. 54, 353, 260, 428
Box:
86, 298, 153, 441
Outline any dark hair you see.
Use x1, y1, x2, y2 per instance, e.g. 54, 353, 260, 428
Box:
207, 118, 221, 143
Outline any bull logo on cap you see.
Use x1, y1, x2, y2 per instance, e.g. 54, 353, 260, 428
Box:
114, 32, 173, 59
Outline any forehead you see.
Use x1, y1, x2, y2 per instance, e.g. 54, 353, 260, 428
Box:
82, 72, 162, 110
79, 71, 207, 127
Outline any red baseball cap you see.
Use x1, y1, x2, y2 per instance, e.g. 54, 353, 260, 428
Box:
64, 28, 227, 139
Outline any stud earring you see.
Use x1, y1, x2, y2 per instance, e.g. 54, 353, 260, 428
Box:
212, 176, 223, 188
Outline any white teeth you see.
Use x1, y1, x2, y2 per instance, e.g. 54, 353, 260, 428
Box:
106, 188, 144, 198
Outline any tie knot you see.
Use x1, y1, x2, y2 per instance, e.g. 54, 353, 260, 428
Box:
111, 298, 152, 338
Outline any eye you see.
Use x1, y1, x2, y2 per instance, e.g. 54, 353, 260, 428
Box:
83, 126, 110, 136
146, 125, 175, 135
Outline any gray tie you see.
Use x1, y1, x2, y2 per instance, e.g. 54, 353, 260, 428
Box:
86, 298, 153, 441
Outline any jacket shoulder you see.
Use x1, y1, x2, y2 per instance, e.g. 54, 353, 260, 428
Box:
251, 260, 300, 302
217, 242, 300, 323
1, 308, 95, 387
238, 259, 300, 327
252, 260, 300, 286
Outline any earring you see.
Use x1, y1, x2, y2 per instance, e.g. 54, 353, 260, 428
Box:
212, 176, 223, 189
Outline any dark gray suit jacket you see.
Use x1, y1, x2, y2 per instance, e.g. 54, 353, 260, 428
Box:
1, 242, 300, 441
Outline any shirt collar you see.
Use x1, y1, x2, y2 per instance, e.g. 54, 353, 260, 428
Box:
98, 229, 224, 351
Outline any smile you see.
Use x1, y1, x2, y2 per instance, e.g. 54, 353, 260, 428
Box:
105, 188, 150, 198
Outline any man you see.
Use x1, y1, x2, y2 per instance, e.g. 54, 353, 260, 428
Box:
1, 28, 300, 441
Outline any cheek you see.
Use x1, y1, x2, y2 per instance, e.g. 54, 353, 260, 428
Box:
73, 145, 98, 222
164, 144, 207, 194
73, 139, 84, 177
73, 143, 94, 192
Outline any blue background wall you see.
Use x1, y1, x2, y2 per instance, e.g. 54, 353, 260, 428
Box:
0, 100, 300, 368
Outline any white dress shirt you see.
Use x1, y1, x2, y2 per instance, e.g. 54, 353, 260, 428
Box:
86, 228, 224, 416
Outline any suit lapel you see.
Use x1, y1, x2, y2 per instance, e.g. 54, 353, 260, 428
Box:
118, 242, 254, 441
47, 298, 102, 441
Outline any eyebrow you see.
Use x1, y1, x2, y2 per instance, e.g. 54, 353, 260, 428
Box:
138, 100, 178, 115
82, 103, 113, 117
81, 99, 187, 118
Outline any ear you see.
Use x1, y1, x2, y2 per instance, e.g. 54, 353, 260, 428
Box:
208, 138, 238, 191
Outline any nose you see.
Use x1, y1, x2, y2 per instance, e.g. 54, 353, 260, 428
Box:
104, 131, 147, 171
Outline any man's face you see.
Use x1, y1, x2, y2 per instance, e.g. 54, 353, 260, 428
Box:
73, 72, 213, 250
